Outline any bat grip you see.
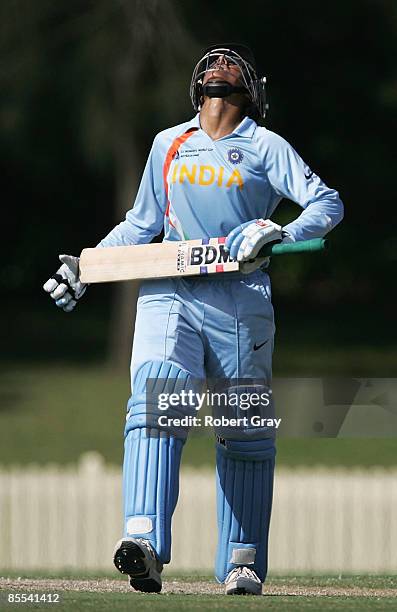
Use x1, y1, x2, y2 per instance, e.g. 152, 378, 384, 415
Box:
258, 237, 328, 257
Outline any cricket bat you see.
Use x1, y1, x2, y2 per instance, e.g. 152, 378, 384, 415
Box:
79, 237, 326, 283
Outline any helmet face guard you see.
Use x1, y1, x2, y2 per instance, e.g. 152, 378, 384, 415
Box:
190, 45, 268, 119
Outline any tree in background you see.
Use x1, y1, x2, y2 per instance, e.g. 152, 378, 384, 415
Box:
1, 0, 198, 366
1, 0, 396, 367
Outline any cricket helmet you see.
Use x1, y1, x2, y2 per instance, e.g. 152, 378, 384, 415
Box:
190, 43, 268, 119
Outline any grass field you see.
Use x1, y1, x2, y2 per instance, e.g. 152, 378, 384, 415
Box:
0, 575, 396, 611
1, 364, 397, 467
1, 298, 396, 468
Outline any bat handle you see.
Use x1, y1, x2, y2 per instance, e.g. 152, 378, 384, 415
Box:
258, 237, 328, 257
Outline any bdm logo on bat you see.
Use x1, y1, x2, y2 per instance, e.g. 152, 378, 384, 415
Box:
190, 244, 233, 266
177, 242, 233, 272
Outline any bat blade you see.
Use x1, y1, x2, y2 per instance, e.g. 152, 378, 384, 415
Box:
79, 238, 239, 283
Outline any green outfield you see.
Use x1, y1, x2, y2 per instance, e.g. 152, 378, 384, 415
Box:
0, 363, 397, 467
1, 299, 396, 468
1, 575, 396, 611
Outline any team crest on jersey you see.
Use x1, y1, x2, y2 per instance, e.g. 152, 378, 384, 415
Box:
228, 147, 244, 165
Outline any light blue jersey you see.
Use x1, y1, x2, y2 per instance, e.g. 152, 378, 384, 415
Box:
99, 114, 343, 247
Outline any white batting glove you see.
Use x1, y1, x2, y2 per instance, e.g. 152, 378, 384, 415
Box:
43, 255, 87, 312
238, 233, 295, 273
225, 219, 283, 272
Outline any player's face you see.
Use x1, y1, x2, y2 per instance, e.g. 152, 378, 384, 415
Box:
202, 54, 243, 87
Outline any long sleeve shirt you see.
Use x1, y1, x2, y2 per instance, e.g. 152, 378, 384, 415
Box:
99, 113, 343, 247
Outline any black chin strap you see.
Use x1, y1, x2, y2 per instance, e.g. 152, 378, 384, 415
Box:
202, 80, 247, 99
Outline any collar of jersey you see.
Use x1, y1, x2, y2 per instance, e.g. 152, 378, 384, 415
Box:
186, 113, 257, 139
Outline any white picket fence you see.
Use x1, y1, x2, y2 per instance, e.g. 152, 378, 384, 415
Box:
0, 452, 396, 573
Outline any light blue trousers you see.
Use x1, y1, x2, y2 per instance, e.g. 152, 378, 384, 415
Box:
123, 271, 276, 581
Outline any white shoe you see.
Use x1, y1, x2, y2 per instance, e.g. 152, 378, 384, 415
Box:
225, 566, 263, 595
113, 537, 163, 593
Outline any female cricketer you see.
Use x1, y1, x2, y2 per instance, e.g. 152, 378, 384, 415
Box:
44, 44, 344, 595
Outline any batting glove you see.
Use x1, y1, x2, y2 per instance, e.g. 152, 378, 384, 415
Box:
43, 255, 87, 312
226, 218, 283, 257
